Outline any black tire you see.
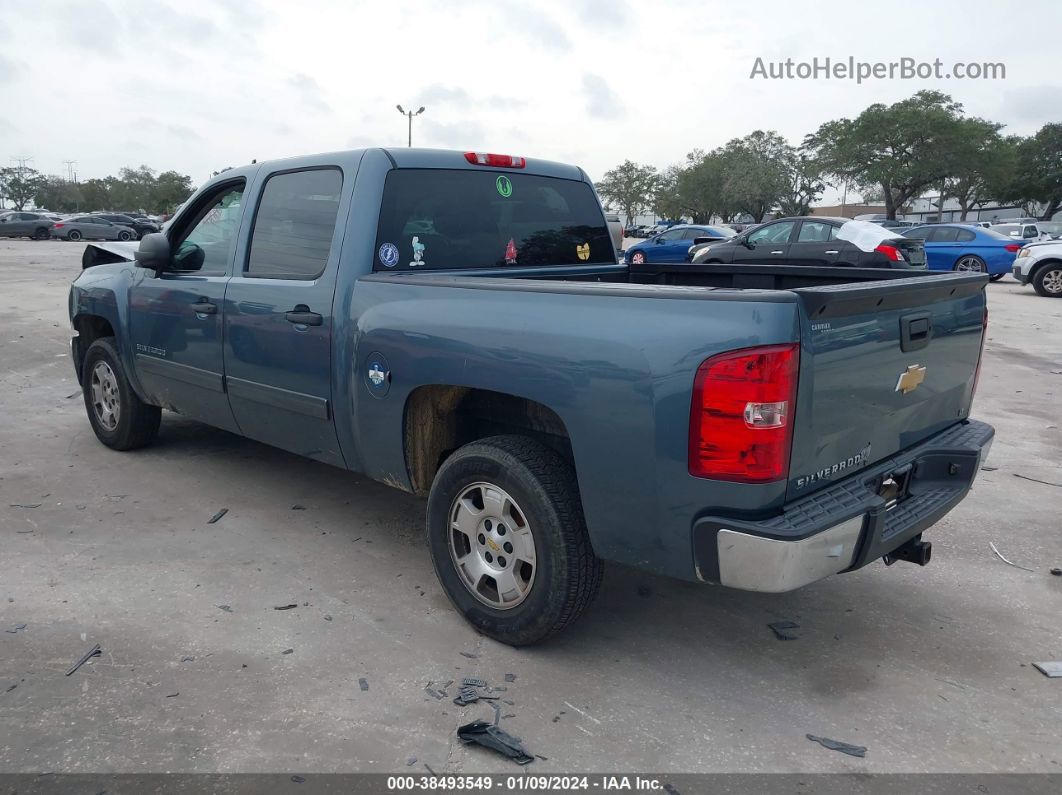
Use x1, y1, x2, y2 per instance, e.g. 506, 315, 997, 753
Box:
67, 229, 83, 242
117, 230, 132, 241
34, 227, 50, 241
81, 337, 161, 450
953, 254, 986, 273
989, 273, 1005, 282
629, 251, 646, 265
426, 435, 603, 646
1032, 263, 1062, 297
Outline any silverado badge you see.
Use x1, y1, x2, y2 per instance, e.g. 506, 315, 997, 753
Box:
895, 364, 926, 394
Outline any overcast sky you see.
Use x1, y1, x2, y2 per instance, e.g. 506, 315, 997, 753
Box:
2, 0, 1060, 203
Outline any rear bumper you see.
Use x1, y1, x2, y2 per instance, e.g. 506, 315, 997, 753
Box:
693, 419, 994, 592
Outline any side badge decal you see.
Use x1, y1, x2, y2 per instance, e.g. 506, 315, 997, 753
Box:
410, 236, 426, 268
365, 352, 391, 398
576, 242, 590, 261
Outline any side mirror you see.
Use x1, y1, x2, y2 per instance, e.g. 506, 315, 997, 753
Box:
134, 232, 172, 271
653, 236, 664, 244
742, 237, 755, 249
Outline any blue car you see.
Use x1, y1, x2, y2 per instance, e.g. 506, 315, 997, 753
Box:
902, 224, 1023, 280
625, 224, 735, 264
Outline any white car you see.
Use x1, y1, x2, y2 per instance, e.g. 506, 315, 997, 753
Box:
1012, 239, 1062, 297
990, 221, 1062, 242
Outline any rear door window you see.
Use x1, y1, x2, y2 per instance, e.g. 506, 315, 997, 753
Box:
929, 227, 960, 243
373, 169, 612, 271
246, 168, 343, 280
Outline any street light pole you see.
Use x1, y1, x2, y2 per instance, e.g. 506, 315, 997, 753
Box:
396, 105, 426, 147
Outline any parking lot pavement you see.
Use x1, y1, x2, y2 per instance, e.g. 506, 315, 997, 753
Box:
1, 238, 1060, 774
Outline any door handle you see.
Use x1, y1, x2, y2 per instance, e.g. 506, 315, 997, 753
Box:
285, 305, 323, 326
825, 250, 839, 254
192, 301, 217, 315
770, 250, 785, 255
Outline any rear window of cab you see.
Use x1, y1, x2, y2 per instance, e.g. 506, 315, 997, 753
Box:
373, 169, 613, 271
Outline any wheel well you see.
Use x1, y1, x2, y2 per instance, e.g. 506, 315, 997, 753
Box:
403, 386, 573, 495
1031, 258, 1062, 278
72, 315, 115, 381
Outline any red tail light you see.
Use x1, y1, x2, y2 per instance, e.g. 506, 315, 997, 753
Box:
875, 243, 904, 262
1004, 243, 1021, 253
971, 305, 988, 401
53, 222, 65, 228
689, 344, 799, 482
464, 152, 526, 168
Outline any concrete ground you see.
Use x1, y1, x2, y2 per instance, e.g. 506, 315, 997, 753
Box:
0, 239, 1060, 774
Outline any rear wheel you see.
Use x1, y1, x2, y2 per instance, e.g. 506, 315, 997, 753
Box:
67, 229, 83, 242
426, 435, 603, 646
34, 227, 50, 241
954, 255, 986, 273
82, 337, 161, 450
1033, 263, 1062, 297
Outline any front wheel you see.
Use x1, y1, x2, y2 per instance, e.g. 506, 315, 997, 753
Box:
82, 337, 161, 450
1033, 264, 1062, 297
117, 230, 132, 241
954, 255, 986, 273
67, 229, 83, 242
629, 251, 646, 265
426, 435, 603, 646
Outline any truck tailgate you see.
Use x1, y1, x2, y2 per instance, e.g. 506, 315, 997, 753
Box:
787, 273, 987, 500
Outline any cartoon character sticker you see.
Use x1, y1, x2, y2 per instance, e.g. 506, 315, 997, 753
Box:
410, 236, 426, 267
496, 175, 513, 198
505, 238, 518, 265
576, 242, 590, 261
378, 242, 399, 268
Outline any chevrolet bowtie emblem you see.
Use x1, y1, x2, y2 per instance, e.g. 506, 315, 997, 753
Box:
895, 364, 927, 394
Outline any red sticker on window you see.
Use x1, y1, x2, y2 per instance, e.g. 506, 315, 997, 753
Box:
505, 238, 518, 265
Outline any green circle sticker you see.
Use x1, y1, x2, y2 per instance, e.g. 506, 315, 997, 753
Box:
496, 175, 513, 198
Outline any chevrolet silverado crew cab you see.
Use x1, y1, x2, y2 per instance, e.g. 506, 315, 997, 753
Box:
69, 148, 994, 645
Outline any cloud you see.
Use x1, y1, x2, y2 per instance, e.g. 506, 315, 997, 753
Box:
415, 84, 528, 112
133, 118, 205, 142
419, 118, 487, 149
0, 53, 22, 83
0, 118, 16, 135
287, 73, 331, 113
581, 73, 625, 120
997, 86, 1062, 128
572, 0, 630, 29
496, 0, 571, 51
55, 0, 123, 53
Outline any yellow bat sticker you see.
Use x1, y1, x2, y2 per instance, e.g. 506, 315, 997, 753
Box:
576, 243, 590, 261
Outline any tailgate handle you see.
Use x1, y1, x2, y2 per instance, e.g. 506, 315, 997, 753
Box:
900, 313, 932, 352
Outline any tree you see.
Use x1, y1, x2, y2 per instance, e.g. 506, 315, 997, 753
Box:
596, 160, 657, 226
805, 91, 968, 219
652, 165, 686, 221
1001, 124, 1062, 220
152, 170, 194, 215
718, 131, 793, 222
777, 151, 825, 217
942, 121, 1013, 220
33, 175, 83, 213
0, 167, 45, 210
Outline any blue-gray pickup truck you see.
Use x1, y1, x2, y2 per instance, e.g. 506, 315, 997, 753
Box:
69, 148, 994, 645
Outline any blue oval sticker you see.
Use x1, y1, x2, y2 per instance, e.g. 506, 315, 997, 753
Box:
378, 242, 399, 268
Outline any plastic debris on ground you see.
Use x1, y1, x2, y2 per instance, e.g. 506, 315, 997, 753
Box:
457, 719, 534, 765
358, 678, 369, 691
65, 644, 101, 676
768, 620, 800, 641
806, 733, 867, 758
989, 542, 1034, 572
1032, 662, 1062, 678
207, 508, 228, 524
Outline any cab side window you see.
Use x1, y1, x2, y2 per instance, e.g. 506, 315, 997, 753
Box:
245, 168, 343, 280
171, 182, 246, 275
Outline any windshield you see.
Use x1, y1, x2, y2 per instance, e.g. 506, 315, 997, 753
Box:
1039, 222, 1062, 236
981, 228, 1014, 240
374, 169, 613, 271
990, 225, 1019, 235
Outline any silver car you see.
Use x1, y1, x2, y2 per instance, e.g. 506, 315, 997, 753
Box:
50, 215, 137, 242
